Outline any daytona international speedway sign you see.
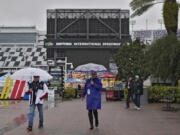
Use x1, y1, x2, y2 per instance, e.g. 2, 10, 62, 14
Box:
45, 42, 121, 47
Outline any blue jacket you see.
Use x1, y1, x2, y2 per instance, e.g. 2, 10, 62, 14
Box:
82, 78, 102, 110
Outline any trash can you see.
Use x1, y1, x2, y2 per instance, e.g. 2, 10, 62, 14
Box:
106, 89, 114, 101
105, 87, 123, 101
141, 87, 148, 104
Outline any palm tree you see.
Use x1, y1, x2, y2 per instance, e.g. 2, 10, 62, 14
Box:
130, 0, 179, 34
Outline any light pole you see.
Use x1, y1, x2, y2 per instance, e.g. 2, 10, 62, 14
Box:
66, 63, 73, 69
130, 20, 136, 35
158, 19, 163, 30
64, 57, 67, 82
56, 57, 74, 88
47, 59, 55, 73
146, 19, 148, 30
57, 57, 67, 85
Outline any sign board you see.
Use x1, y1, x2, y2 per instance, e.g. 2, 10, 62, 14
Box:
109, 63, 118, 75
48, 89, 55, 101
45, 41, 121, 47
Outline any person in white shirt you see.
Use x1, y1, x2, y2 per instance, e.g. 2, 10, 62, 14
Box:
25, 76, 49, 132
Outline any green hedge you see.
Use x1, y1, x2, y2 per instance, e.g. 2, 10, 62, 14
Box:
148, 86, 180, 103
64, 88, 75, 99
123, 88, 128, 100
50, 83, 61, 87
177, 87, 180, 103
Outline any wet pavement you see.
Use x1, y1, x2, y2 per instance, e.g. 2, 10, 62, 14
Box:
0, 95, 180, 135
0, 100, 58, 135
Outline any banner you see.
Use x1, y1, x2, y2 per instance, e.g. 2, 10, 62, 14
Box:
48, 89, 55, 101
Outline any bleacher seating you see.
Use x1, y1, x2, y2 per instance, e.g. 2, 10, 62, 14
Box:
0, 47, 47, 68
0, 33, 36, 43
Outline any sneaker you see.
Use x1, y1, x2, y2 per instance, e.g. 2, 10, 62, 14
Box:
26, 126, 32, 132
38, 125, 43, 129
136, 107, 141, 110
89, 126, 94, 130
95, 122, 99, 128
134, 106, 138, 109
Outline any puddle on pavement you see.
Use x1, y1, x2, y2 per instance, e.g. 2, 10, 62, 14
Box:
0, 100, 59, 135
0, 101, 9, 109
0, 101, 23, 109
0, 114, 26, 135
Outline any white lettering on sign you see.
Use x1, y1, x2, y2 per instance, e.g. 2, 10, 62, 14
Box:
54, 42, 121, 46
56, 42, 72, 46
74, 42, 101, 46
103, 43, 121, 46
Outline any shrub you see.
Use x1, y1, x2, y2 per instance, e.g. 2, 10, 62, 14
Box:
50, 83, 61, 87
123, 88, 128, 100
148, 86, 178, 103
64, 88, 75, 99
176, 87, 180, 103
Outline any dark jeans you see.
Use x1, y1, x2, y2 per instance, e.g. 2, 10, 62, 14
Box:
28, 104, 43, 127
88, 110, 98, 127
134, 94, 141, 108
126, 92, 134, 108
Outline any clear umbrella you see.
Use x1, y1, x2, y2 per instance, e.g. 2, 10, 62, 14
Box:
11, 67, 53, 81
74, 63, 107, 73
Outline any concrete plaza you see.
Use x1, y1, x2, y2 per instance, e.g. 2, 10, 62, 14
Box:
0, 94, 180, 135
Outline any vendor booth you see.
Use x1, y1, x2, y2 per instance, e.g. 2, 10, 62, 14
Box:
105, 81, 124, 101
99, 73, 124, 101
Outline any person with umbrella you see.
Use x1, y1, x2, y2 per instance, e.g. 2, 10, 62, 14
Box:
82, 72, 102, 130
25, 75, 49, 131
11, 68, 52, 131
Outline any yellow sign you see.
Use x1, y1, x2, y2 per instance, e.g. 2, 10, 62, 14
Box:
0, 76, 10, 99
109, 81, 115, 87
4, 79, 13, 99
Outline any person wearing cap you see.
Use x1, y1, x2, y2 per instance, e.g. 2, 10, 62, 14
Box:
133, 75, 143, 110
82, 72, 102, 130
25, 76, 49, 131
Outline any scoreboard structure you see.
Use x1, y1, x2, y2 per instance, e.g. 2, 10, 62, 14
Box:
45, 9, 130, 69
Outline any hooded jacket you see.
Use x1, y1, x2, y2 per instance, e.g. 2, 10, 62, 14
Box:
82, 78, 102, 110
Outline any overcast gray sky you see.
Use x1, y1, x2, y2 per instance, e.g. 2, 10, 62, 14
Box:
0, 0, 179, 31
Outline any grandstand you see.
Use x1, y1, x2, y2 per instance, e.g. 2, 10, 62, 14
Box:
0, 26, 38, 47
0, 47, 47, 71
0, 26, 47, 72
132, 29, 180, 44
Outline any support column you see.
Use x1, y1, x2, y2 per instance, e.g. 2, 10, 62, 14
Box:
119, 10, 122, 40
55, 10, 57, 39
86, 13, 90, 40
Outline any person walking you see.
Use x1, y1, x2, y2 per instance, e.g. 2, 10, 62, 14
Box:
133, 75, 143, 110
125, 77, 134, 109
25, 76, 49, 132
82, 72, 102, 130
76, 84, 81, 98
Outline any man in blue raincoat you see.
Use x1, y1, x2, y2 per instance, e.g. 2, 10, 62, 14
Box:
82, 72, 102, 130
